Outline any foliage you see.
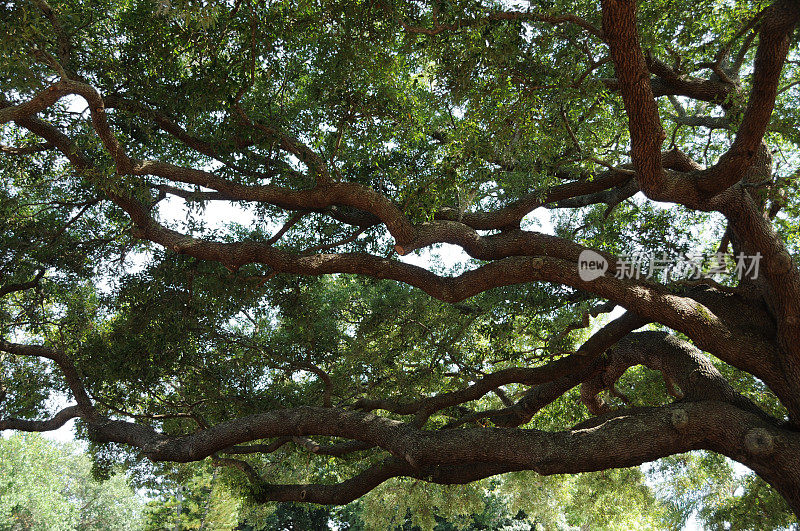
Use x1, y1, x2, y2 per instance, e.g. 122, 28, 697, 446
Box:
3, 0, 800, 527
650, 452, 796, 530
0, 433, 144, 530
143, 465, 242, 530
155, 465, 668, 530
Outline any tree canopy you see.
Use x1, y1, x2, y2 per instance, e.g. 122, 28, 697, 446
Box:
2, 0, 800, 526
0, 433, 144, 530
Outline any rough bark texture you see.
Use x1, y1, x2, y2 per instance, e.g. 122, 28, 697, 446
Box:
3, 0, 800, 521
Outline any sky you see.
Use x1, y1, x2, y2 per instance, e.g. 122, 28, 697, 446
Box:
39, 203, 556, 442
17, 173, 711, 530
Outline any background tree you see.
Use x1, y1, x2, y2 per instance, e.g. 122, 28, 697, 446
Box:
141, 465, 241, 530
2, 0, 800, 526
0, 433, 145, 530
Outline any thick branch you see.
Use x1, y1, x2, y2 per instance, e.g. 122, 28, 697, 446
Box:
82, 401, 800, 514
580, 331, 769, 419
0, 340, 94, 412
695, 0, 800, 196
0, 405, 82, 432
134, 160, 416, 245
601, 0, 666, 197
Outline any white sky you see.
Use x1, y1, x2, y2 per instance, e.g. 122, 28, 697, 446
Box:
36, 204, 553, 445
11, 165, 732, 530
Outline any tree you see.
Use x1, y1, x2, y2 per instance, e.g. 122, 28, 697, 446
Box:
225, 467, 671, 530
0, 433, 145, 530
2, 0, 800, 525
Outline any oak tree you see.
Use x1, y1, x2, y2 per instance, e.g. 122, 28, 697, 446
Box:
3, 0, 800, 524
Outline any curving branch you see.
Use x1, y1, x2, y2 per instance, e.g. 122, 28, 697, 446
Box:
134, 160, 416, 245
692, 0, 800, 197
601, 49, 742, 107
601, 0, 666, 198
0, 405, 82, 432
352, 354, 600, 418
0, 340, 94, 412
553, 178, 637, 211
81, 400, 800, 515
600, 0, 799, 212
580, 331, 769, 418
433, 168, 631, 230
450, 310, 648, 428
0, 269, 45, 298
212, 456, 263, 484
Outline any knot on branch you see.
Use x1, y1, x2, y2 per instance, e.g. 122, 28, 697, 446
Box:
767, 250, 794, 275
744, 427, 774, 456
671, 408, 689, 431
292, 436, 321, 454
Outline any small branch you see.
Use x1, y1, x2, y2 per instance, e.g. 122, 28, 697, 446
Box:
0, 269, 46, 298
232, 104, 332, 185
152, 184, 233, 202
224, 437, 293, 455
671, 277, 738, 294
669, 114, 731, 130
712, 8, 765, 75
301, 227, 366, 255
398, 10, 603, 40
0, 142, 53, 155
560, 106, 582, 152
266, 211, 307, 245
212, 455, 262, 484
351, 353, 600, 417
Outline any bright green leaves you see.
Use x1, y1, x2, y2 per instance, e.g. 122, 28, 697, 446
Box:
650, 451, 796, 529
0, 433, 145, 530
142, 464, 241, 530
0, 143, 127, 346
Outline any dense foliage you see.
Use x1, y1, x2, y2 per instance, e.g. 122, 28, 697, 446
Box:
3, 0, 800, 527
0, 433, 144, 530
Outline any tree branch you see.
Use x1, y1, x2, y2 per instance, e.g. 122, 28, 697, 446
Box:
580, 331, 769, 419
398, 10, 603, 40
0, 340, 94, 412
0, 142, 53, 155
601, 0, 666, 198
0, 405, 82, 432
80, 400, 800, 512
0, 269, 45, 298
695, 0, 800, 196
